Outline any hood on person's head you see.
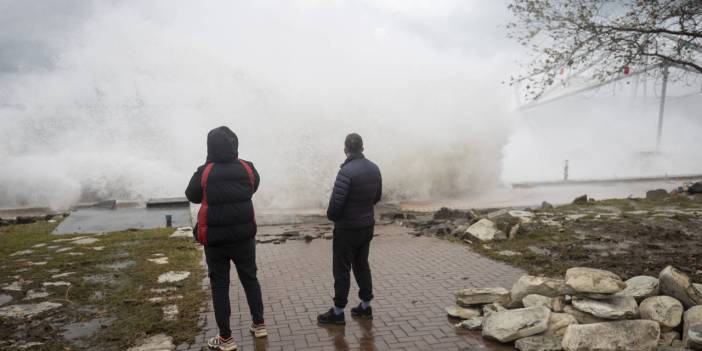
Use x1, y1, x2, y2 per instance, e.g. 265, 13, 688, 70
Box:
207, 126, 238, 163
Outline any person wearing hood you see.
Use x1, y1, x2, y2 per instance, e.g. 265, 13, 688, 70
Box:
185, 126, 265, 351
317, 133, 382, 325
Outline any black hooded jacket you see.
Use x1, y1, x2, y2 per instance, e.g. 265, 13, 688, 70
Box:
185, 126, 260, 246
326, 153, 382, 229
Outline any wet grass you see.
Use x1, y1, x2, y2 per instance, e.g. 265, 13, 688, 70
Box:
470, 224, 578, 278
0, 221, 206, 350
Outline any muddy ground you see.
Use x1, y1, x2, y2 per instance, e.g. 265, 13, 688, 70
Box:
390, 193, 702, 282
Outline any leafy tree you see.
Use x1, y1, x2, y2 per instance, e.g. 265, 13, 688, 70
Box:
507, 0, 702, 100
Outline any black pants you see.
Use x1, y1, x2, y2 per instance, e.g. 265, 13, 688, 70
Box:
333, 226, 374, 308
204, 238, 264, 338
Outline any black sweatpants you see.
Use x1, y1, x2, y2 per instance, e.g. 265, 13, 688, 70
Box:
204, 238, 264, 338
333, 226, 374, 309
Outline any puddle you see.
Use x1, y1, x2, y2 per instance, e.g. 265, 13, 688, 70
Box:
157, 271, 190, 283
61, 317, 115, 340
32, 243, 47, 248
91, 246, 105, 251
0, 294, 13, 305
0, 301, 62, 318
28, 261, 47, 266
99, 260, 136, 271
56, 247, 72, 253
53, 236, 87, 242
90, 291, 105, 302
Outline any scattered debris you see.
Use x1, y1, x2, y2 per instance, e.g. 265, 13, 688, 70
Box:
157, 271, 190, 283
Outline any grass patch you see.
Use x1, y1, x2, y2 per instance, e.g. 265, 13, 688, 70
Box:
0, 221, 206, 350
471, 224, 578, 278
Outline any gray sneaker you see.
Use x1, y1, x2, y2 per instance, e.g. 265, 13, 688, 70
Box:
250, 322, 268, 338
207, 336, 237, 350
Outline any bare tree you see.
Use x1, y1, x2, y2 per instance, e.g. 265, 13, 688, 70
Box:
507, 0, 702, 100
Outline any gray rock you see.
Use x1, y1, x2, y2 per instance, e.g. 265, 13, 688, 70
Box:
572, 195, 588, 204
688, 324, 702, 349
127, 333, 175, 351
515, 336, 563, 351
445, 305, 481, 319
646, 189, 670, 200
510, 275, 570, 308
482, 307, 551, 343
658, 331, 680, 347
640, 296, 683, 329
565, 267, 626, 294
0, 302, 62, 318
563, 305, 609, 324
561, 320, 660, 351
618, 276, 660, 302
541, 201, 554, 209
659, 266, 702, 309
455, 316, 483, 330
482, 302, 507, 317
684, 306, 702, 348
466, 219, 507, 241
546, 313, 579, 337
455, 287, 509, 306
523, 294, 553, 309
571, 295, 638, 320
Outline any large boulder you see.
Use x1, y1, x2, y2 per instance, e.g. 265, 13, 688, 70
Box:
639, 296, 683, 329
571, 296, 638, 320
515, 336, 563, 351
659, 266, 702, 309
523, 294, 554, 310
563, 305, 608, 324
482, 307, 551, 343
455, 287, 509, 306
455, 316, 483, 331
684, 306, 702, 348
445, 305, 481, 319
510, 275, 570, 307
565, 267, 626, 294
561, 320, 660, 351
546, 313, 579, 337
618, 276, 659, 302
466, 219, 507, 241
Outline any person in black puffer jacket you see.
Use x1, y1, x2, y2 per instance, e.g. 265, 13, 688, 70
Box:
185, 126, 266, 350
318, 133, 382, 325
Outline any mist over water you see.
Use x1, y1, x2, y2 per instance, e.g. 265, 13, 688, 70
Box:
0, 1, 516, 210
2, 1, 700, 211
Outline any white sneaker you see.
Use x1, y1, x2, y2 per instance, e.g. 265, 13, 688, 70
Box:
207, 335, 237, 350
250, 322, 268, 338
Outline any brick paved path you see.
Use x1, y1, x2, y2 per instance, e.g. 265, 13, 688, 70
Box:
186, 224, 524, 351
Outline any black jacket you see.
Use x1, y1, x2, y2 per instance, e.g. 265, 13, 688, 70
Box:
185, 127, 260, 246
327, 153, 382, 229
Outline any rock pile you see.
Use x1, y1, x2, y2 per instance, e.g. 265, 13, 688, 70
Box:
447, 265, 702, 350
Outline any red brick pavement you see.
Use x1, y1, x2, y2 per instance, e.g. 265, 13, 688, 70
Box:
182, 224, 524, 351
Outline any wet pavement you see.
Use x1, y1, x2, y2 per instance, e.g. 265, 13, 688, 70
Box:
184, 224, 524, 350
